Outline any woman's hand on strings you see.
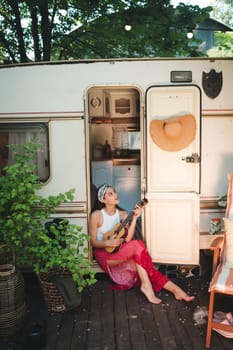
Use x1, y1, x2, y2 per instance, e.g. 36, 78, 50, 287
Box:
133, 203, 142, 218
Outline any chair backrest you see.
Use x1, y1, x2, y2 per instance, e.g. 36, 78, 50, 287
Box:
221, 173, 233, 265
226, 174, 233, 219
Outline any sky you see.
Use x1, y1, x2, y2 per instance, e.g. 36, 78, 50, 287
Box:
171, 0, 213, 7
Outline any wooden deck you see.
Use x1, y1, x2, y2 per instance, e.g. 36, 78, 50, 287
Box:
1, 265, 233, 350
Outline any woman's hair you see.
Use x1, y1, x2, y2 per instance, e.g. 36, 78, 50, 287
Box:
91, 184, 125, 213
91, 184, 107, 212
92, 197, 105, 211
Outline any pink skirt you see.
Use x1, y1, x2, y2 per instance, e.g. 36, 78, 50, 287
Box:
94, 240, 169, 291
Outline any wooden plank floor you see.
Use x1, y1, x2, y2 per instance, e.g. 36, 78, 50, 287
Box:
1, 267, 233, 350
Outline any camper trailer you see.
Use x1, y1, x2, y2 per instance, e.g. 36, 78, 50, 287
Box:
0, 57, 233, 270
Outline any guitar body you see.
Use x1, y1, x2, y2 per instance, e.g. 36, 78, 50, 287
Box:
103, 223, 127, 253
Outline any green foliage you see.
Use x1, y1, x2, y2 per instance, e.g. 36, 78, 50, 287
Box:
217, 194, 227, 208
33, 220, 96, 291
0, 0, 211, 62
210, 0, 233, 27
0, 141, 96, 291
207, 32, 233, 57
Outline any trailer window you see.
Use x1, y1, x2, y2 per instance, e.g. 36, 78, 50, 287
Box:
0, 123, 49, 181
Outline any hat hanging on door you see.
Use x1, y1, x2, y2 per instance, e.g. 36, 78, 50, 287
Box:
150, 114, 196, 152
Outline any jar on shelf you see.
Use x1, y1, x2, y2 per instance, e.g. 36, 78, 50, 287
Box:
209, 218, 222, 235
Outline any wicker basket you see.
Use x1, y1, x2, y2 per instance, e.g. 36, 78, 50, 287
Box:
0, 245, 26, 338
38, 270, 71, 312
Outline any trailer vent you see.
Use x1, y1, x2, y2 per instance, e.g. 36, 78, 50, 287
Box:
171, 71, 192, 83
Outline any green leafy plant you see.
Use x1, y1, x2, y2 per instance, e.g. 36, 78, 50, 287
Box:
0, 141, 96, 292
217, 194, 227, 208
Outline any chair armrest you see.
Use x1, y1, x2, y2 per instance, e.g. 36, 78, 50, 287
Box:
210, 236, 224, 276
209, 236, 224, 250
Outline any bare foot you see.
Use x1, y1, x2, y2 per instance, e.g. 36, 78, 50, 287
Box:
164, 281, 195, 302
140, 285, 162, 304
174, 289, 195, 302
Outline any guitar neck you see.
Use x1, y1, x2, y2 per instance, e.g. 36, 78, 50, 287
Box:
115, 198, 148, 234
116, 211, 134, 233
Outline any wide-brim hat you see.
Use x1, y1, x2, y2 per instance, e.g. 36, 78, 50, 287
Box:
150, 114, 196, 152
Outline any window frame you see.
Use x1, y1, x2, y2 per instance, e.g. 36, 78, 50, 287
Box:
0, 122, 50, 182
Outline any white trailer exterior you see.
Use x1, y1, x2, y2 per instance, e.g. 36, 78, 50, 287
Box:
0, 58, 232, 268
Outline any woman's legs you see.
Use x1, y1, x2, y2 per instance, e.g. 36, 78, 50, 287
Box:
163, 281, 195, 302
136, 264, 161, 304
94, 244, 195, 302
107, 260, 194, 303
123, 241, 194, 301
107, 260, 161, 303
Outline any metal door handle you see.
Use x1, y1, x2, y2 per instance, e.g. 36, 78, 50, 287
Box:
182, 153, 200, 163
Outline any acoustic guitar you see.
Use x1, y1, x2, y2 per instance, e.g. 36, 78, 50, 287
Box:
103, 198, 148, 253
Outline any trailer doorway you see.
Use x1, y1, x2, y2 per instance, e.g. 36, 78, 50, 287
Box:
87, 86, 143, 215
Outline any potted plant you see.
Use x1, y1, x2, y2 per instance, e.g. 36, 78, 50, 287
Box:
0, 141, 96, 311
217, 194, 227, 208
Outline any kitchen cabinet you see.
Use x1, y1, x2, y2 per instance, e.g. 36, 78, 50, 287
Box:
104, 90, 139, 118
89, 88, 140, 119
92, 161, 113, 188
113, 165, 141, 212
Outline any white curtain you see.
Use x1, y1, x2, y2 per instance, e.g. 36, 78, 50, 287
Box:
8, 130, 49, 181
111, 125, 128, 150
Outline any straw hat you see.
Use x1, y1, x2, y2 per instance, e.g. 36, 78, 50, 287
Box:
150, 114, 196, 152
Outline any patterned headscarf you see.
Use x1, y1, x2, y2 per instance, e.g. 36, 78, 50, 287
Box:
97, 183, 111, 203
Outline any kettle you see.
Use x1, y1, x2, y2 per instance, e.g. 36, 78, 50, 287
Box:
102, 140, 111, 159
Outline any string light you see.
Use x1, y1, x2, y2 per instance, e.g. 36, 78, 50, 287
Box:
59, 0, 68, 16
124, 24, 132, 31
187, 30, 194, 39
59, 9, 67, 16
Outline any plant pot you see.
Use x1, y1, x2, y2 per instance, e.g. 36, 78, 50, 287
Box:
0, 245, 26, 338
38, 270, 82, 312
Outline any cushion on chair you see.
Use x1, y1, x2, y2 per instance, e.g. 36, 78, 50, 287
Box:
208, 173, 233, 294
209, 262, 233, 294
206, 174, 233, 348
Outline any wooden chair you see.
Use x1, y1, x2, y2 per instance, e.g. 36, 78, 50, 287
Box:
205, 234, 233, 348
206, 174, 233, 348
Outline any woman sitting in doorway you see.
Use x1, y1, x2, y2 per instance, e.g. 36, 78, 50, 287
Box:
89, 184, 195, 304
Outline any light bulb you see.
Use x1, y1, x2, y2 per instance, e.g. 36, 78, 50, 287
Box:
59, 9, 67, 16
124, 25, 132, 31
187, 31, 194, 39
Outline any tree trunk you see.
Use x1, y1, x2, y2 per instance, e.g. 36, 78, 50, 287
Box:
40, 0, 51, 61
8, 0, 28, 62
29, 5, 41, 61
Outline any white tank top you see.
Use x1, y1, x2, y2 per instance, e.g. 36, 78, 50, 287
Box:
96, 209, 120, 241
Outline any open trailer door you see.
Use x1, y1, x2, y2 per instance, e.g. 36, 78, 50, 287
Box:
145, 85, 201, 265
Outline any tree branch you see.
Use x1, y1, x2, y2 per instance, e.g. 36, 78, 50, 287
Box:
7, 0, 28, 62
0, 31, 17, 63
